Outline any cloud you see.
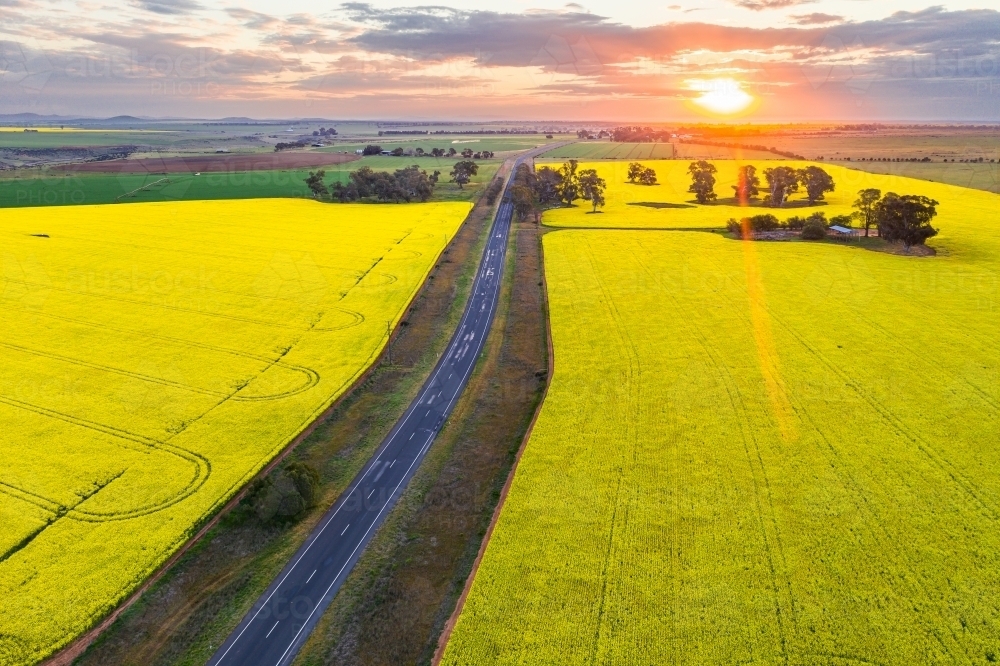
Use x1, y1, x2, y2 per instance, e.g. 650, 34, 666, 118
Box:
131, 0, 202, 14
343, 5, 1000, 67
225, 8, 279, 30
2, 1, 999, 120
791, 13, 843, 25
734, 0, 812, 10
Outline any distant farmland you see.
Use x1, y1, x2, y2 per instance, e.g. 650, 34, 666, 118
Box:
0, 156, 499, 207
0, 199, 468, 665
442, 172, 1000, 664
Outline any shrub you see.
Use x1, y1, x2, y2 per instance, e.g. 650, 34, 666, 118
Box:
801, 219, 827, 240
829, 214, 853, 227
785, 215, 806, 230
747, 213, 780, 232
248, 462, 321, 523
806, 211, 828, 227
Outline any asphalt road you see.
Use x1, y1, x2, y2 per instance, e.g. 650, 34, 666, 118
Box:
208, 153, 531, 666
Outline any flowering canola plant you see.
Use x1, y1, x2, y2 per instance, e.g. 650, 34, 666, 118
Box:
0, 198, 468, 665
442, 168, 1000, 664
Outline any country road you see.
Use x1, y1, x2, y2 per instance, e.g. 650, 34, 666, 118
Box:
207, 149, 539, 666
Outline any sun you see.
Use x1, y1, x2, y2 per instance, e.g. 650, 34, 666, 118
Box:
689, 78, 755, 115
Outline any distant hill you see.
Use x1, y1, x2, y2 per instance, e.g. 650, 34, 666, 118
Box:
0, 113, 82, 122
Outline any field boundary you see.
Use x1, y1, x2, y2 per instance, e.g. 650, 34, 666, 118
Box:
40, 202, 479, 666
431, 217, 556, 666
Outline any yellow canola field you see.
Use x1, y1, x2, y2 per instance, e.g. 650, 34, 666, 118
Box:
443, 173, 1000, 663
0, 198, 468, 665
537, 159, 960, 229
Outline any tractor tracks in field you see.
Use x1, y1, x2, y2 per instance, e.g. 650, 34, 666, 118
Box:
629, 247, 796, 665
0, 235, 438, 534
678, 244, 982, 662
0, 340, 319, 402
582, 239, 644, 665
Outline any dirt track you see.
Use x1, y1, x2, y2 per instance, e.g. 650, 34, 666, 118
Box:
56, 151, 358, 174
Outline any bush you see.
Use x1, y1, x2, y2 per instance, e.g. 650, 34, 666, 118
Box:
726, 218, 742, 235
801, 220, 827, 240
785, 215, 806, 230
247, 462, 320, 523
747, 214, 780, 232
806, 211, 828, 227
829, 214, 853, 227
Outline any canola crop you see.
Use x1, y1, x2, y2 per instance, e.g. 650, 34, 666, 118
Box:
442, 169, 1000, 664
537, 159, 953, 229
0, 198, 468, 665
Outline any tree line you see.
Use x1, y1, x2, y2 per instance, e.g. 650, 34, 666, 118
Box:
507, 159, 608, 221
728, 187, 939, 248
360, 145, 495, 159
688, 161, 836, 207
303, 160, 481, 203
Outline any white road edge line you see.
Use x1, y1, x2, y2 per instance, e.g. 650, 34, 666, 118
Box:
266, 622, 279, 639
273, 431, 440, 666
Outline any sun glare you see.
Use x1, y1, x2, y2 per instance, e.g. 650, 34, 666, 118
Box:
689, 78, 754, 115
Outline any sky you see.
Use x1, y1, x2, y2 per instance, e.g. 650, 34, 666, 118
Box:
1, 0, 998, 121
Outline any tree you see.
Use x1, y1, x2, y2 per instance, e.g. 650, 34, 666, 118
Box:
763, 166, 799, 207
390, 147, 404, 156
304, 170, 328, 199
431, 147, 445, 157
535, 166, 563, 205
687, 160, 718, 204
450, 160, 479, 188
370, 171, 404, 202
875, 193, 939, 248
361, 144, 382, 156
461, 148, 474, 158
732, 164, 760, 202
628, 162, 657, 185
511, 185, 539, 222
577, 168, 607, 212
852, 188, 881, 237
330, 180, 359, 202
349, 166, 378, 197
393, 165, 435, 202
557, 160, 581, 205
798, 165, 835, 204
627, 162, 644, 183
447, 147, 457, 157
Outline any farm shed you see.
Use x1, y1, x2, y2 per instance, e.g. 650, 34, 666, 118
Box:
828, 225, 854, 240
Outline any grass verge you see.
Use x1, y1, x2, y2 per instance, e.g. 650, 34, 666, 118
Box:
290, 218, 549, 666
